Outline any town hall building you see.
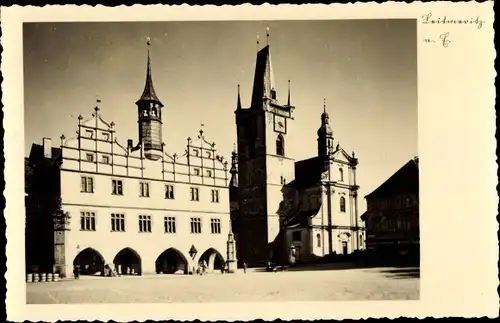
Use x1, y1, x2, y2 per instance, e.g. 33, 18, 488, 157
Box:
25, 39, 237, 277
229, 33, 365, 266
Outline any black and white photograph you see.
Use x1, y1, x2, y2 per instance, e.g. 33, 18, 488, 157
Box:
2, 3, 497, 321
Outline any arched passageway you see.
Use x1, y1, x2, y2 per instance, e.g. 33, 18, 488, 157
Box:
199, 248, 225, 273
73, 247, 105, 276
113, 248, 142, 275
155, 248, 189, 274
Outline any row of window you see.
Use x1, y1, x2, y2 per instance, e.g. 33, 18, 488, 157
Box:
291, 231, 363, 249
80, 211, 222, 234
81, 176, 220, 202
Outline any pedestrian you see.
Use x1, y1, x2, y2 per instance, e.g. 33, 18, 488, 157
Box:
243, 262, 247, 274
74, 265, 80, 279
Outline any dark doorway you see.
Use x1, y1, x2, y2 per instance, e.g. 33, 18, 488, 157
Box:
199, 248, 224, 273
155, 248, 188, 274
113, 248, 141, 275
73, 247, 105, 276
342, 241, 348, 255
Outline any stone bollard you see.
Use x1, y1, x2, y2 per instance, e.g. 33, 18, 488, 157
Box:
47, 273, 53, 282
26, 273, 33, 283
33, 273, 40, 283
40, 273, 47, 282
53, 273, 60, 282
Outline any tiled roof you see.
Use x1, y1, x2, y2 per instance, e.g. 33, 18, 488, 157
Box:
365, 158, 419, 198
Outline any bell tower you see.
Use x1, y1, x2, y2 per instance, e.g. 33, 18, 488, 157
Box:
134, 37, 164, 161
234, 28, 296, 265
317, 100, 334, 161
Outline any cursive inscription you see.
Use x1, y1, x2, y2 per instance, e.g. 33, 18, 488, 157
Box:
422, 13, 485, 30
423, 32, 451, 48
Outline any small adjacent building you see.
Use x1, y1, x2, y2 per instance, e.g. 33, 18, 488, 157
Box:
361, 158, 420, 266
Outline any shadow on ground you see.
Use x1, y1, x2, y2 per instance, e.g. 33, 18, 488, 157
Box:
251, 262, 420, 279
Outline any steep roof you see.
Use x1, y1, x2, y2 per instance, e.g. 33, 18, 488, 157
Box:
137, 44, 163, 106
28, 144, 62, 162
250, 45, 276, 108
365, 157, 419, 199
294, 156, 326, 188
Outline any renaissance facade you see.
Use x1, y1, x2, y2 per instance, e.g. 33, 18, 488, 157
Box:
25, 40, 236, 277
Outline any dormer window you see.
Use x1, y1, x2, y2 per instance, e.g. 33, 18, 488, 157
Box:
206, 151, 212, 158
192, 149, 199, 157
102, 132, 110, 141
85, 129, 94, 139
102, 155, 110, 164
206, 170, 213, 178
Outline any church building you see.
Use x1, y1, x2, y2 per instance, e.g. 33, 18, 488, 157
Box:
230, 31, 365, 266
25, 39, 237, 277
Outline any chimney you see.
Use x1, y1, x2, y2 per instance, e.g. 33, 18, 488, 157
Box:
43, 137, 52, 159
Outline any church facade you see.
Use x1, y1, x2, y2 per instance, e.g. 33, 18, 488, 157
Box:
230, 37, 365, 266
25, 40, 236, 277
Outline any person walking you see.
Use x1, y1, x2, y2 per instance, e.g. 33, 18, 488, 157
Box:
243, 262, 247, 274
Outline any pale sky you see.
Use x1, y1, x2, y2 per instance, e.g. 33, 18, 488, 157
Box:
23, 20, 418, 213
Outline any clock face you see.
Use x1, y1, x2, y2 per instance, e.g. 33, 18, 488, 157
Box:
274, 115, 286, 133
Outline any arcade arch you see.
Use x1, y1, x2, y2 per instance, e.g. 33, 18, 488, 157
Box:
155, 248, 189, 275
113, 247, 142, 275
73, 247, 105, 276
198, 248, 225, 273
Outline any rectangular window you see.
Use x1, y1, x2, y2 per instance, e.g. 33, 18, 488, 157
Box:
81, 176, 94, 193
211, 189, 220, 203
164, 216, 176, 233
165, 185, 175, 199
210, 218, 221, 234
111, 213, 125, 232
86, 153, 95, 162
190, 187, 199, 201
102, 132, 110, 141
139, 182, 150, 197
102, 155, 110, 164
80, 212, 96, 231
193, 168, 200, 176
206, 169, 213, 178
292, 231, 302, 242
206, 151, 212, 158
85, 129, 94, 138
190, 217, 202, 234
112, 179, 123, 195
138, 215, 152, 233
192, 149, 199, 156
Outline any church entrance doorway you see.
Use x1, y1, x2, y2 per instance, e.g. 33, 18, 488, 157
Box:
155, 248, 189, 274
342, 241, 348, 255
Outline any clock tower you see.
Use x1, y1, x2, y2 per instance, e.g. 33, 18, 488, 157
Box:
234, 31, 295, 265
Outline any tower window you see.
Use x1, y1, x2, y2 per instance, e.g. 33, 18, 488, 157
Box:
151, 107, 157, 117
316, 233, 321, 247
340, 196, 346, 213
276, 135, 285, 156
339, 168, 344, 182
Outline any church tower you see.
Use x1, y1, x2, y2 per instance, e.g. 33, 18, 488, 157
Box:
134, 37, 164, 161
317, 100, 335, 161
234, 28, 296, 265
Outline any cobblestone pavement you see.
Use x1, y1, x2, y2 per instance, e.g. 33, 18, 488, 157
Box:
26, 266, 419, 303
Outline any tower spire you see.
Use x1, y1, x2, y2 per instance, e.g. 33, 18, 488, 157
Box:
237, 84, 242, 110
287, 79, 291, 106
137, 37, 163, 106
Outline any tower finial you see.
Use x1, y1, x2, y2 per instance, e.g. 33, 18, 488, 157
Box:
266, 26, 270, 46
323, 98, 326, 114
287, 79, 291, 106
237, 84, 242, 110
256, 32, 260, 51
